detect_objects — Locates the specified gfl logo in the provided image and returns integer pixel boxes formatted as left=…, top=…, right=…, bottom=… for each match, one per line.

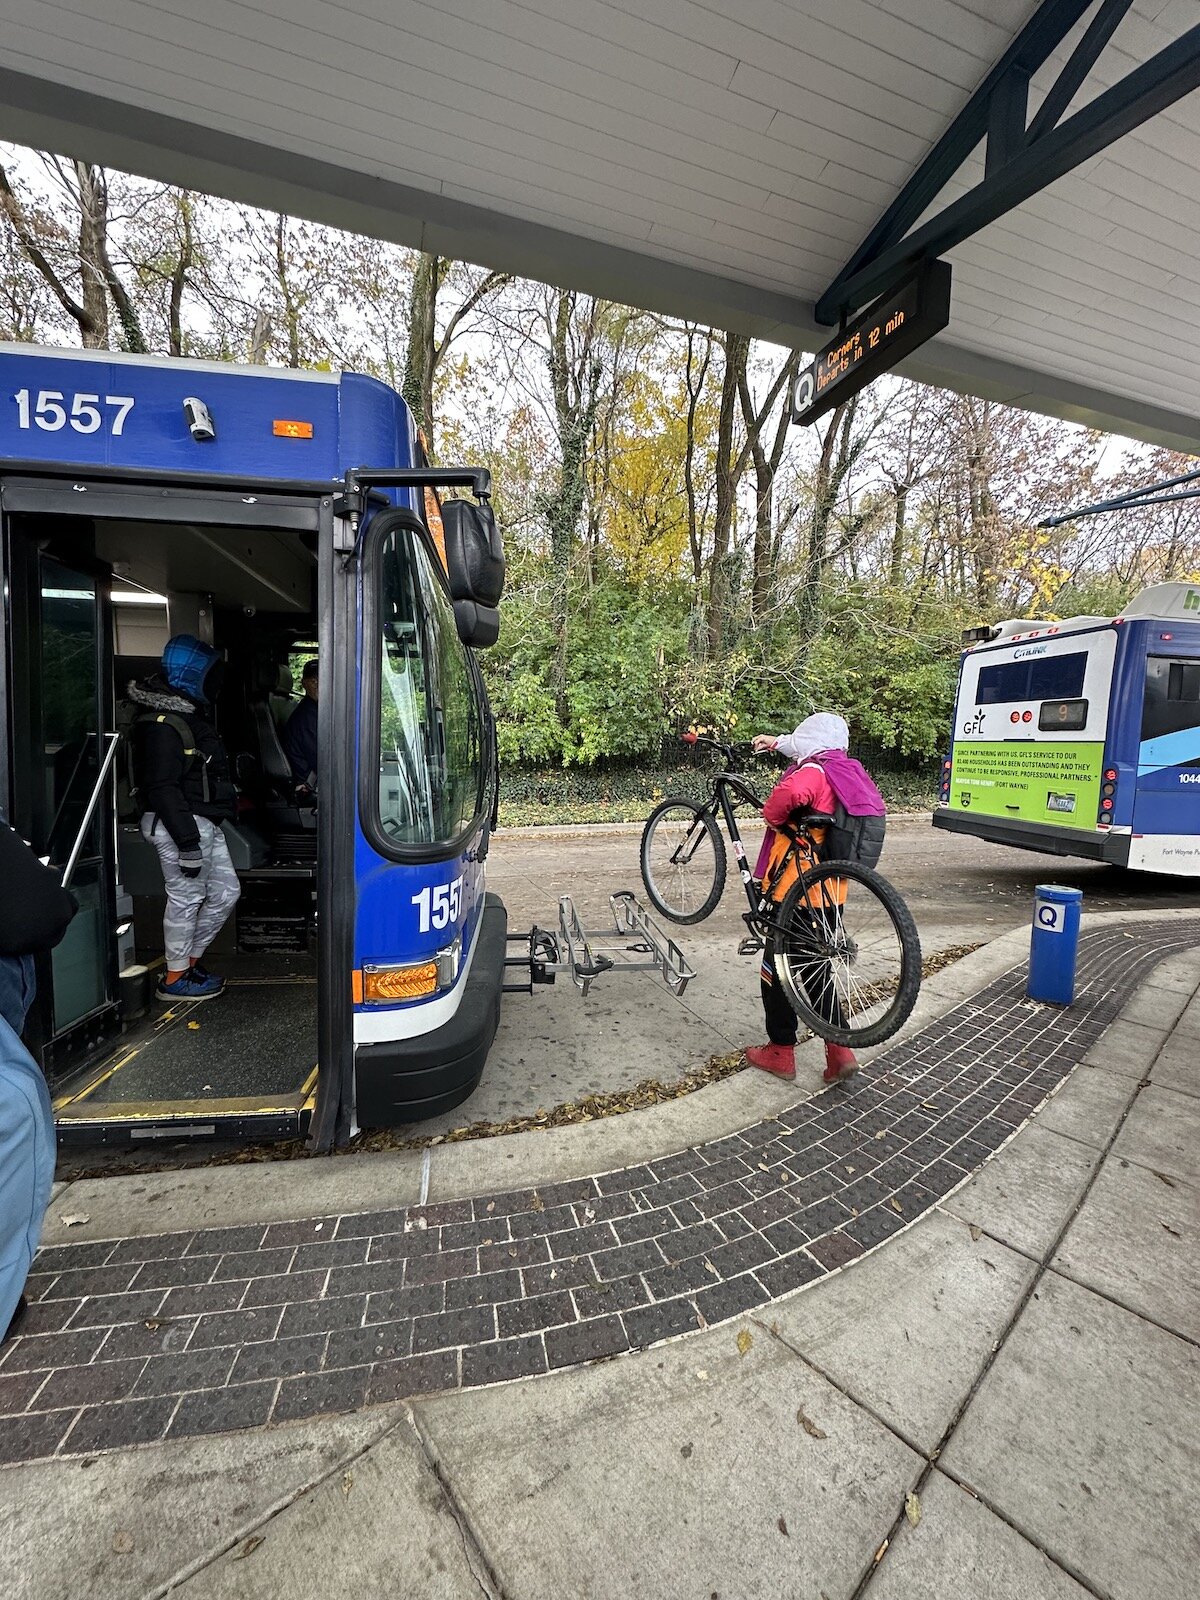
left=961, top=710, right=985, bottom=736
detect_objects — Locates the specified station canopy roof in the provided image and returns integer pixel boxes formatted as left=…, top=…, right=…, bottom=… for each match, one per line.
left=0, top=0, right=1198, bottom=450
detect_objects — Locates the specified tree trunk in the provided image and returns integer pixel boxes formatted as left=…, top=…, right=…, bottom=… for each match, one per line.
left=683, top=326, right=712, bottom=599
left=707, top=331, right=748, bottom=654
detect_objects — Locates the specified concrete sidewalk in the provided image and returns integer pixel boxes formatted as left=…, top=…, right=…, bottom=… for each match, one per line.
left=3, top=916, right=1198, bottom=1599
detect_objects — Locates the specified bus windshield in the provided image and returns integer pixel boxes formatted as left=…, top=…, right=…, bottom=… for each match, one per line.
left=376, top=521, right=482, bottom=846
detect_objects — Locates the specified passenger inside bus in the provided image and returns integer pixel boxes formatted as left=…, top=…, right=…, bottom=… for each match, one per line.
left=282, top=658, right=319, bottom=793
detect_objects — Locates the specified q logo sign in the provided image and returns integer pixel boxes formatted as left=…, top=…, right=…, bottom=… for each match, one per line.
left=1036, top=901, right=1063, bottom=933
left=793, top=368, right=815, bottom=419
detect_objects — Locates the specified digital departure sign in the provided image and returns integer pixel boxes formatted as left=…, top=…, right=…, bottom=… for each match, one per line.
left=792, top=260, right=952, bottom=427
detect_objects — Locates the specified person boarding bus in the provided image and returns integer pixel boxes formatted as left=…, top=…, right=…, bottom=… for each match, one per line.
left=128, top=635, right=240, bottom=1002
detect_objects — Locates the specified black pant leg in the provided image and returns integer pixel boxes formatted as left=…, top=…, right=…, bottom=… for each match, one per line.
left=760, top=940, right=798, bottom=1045
left=784, top=906, right=849, bottom=1032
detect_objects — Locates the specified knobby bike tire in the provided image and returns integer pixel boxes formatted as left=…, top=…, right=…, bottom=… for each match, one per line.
left=639, top=797, right=727, bottom=924
left=773, top=860, right=922, bottom=1048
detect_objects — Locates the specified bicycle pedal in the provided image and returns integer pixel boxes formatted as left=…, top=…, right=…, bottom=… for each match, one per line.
left=737, top=937, right=764, bottom=956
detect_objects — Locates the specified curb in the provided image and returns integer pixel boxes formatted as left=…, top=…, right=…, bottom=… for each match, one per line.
left=42, top=908, right=1174, bottom=1245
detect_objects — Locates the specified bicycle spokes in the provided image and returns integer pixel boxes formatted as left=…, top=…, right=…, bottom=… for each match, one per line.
left=775, top=863, right=921, bottom=1049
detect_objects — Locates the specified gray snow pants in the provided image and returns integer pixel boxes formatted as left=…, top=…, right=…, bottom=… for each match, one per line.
left=141, top=814, right=241, bottom=970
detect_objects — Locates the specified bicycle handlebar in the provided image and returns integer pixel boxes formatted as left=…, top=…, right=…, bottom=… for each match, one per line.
left=680, top=731, right=759, bottom=769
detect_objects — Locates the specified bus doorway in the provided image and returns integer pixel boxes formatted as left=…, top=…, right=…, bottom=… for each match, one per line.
left=1, top=477, right=339, bottom=1144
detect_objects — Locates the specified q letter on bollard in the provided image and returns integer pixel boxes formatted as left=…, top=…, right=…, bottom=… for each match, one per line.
left=1027, top=885, right=1083, bottom=1006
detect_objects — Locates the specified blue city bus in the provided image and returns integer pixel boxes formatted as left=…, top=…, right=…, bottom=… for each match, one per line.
left=933, top=583, right=1200, bottom=875
left=0, top=344, right=508, bottom=1147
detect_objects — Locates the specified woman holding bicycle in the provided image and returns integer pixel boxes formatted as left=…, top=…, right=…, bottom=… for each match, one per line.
left=746, top=713, right=860, bottom=1086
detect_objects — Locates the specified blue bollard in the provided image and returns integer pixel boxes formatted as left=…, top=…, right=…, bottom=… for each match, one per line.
left=1027, top=885, right=1083, bottom=1005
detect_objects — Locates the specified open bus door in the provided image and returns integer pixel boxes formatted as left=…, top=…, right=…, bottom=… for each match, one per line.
left=0, top=472, right=355, bottom=1147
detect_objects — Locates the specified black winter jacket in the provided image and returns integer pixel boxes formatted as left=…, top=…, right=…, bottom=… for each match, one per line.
left=0, top=823, right=78, bottom=955
left=127, top=678, right=237, bottom=852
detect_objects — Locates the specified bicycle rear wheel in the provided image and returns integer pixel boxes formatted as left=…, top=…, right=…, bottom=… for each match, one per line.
left=774, top=861, right=921, bottom=1048
left=640, top=797, right=726, bottom=924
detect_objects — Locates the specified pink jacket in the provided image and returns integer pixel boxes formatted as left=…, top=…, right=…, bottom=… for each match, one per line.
left=754, top=760, right=838, bottom=877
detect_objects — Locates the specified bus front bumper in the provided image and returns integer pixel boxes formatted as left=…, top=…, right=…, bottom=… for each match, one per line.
left=353, top=893, right=508, bottom=1126
left=932, top=809, right=1131, bottom=866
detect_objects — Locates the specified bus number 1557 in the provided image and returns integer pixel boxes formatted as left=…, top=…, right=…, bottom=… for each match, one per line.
left=12, top=389, right=136, bottom=435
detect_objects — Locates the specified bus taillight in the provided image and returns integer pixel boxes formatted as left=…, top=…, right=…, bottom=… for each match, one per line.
left=1099, top=767, right=1118, bottom=826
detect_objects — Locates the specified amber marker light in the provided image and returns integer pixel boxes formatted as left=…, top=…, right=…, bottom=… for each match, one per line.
left=362, top=961, right=439, bottom=1003
left=273, top=419, right=314, bottom=438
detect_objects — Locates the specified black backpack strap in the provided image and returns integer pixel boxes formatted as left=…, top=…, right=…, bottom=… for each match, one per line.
left=131, top=711, right=209, bottom=803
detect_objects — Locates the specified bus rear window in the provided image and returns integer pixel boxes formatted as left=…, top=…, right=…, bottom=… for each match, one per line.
left=977, top=650, right=1087, bottom=705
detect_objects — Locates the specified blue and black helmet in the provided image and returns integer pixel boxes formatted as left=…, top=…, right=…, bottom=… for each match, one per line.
left=161, top=635, right=221, bottom=703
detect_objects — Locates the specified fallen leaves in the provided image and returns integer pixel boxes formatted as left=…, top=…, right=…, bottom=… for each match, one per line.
left=1154, top=1171, right=1176, bottom=1188
left=905, top=1492, right=921, bottom=1527
left=736, top=1329, right=753, bottom=1358
left=777, top=1516, right=789, bottom=1537
left=341, top=1472, right=354, bottom=1498
left=111, top=1530, right=134, bottom=1555
left=969, top=1225, right=982, bottom=1242
left=796, top=1409, right=827, bottom=1440
left=889, top=1198, right=903, bottom=1214
left=232, top=1535, right=264, bottom=1561
left=59, top=1214, right=90, bottom=1227
left=873, top=1538, right=889, bottom=1563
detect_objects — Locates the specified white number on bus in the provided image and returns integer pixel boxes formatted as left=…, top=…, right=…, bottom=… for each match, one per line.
left=411, top=874, right=463, bottom=933
left=13, top=390, right=136, bottom=436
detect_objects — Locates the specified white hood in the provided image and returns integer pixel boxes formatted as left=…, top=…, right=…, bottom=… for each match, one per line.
left=775, top=713, right=849, bottom=763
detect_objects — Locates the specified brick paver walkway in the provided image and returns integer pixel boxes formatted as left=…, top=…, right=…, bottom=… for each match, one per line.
left=2, top=921, right=1194, bottom=1468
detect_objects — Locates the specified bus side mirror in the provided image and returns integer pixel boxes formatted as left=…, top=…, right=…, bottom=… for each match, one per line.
left=443, top=501, right=505, bottom=608
left=442, top=500, right=504, bottom=649
left=453, top=599, right=500, bottom=649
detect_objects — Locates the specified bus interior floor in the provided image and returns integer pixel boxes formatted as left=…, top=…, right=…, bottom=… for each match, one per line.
left=54, top=955, right=317, bottom=1111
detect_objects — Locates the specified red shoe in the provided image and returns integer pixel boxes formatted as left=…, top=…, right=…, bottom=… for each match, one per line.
left=745, top=1043, right=796, bottom=1080
left=822, top=1042, right=858, bottom=1084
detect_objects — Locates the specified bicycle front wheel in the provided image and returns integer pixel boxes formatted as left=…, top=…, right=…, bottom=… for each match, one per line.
left=774, top=861, right=921, bottom=1048
left=640, top=797, right=727, bottom=924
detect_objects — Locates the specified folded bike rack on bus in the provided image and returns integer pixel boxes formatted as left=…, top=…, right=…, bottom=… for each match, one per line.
left=505, top=890, right=696, bottom=999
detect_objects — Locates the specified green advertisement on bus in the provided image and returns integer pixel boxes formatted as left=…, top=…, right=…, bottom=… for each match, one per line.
left=947, top=741, right=1104, bottom=826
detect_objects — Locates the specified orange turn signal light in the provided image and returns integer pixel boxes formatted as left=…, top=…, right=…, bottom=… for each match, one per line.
left=273, top=419, right=314, bottom=438
left=362, top=961, right=438, bottom=1003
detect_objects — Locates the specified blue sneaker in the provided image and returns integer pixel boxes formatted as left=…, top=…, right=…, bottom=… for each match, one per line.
left=188, top=963, right=226, bottom=992
left=156, top=970, right=224, bottom=1002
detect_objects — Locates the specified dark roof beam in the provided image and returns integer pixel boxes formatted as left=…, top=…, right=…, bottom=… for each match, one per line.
left=816, top=18, right=1200, bottom=325
left=815, top=0, right=1094, bottom=325
left=1025, top=0, right=1134, bottom=144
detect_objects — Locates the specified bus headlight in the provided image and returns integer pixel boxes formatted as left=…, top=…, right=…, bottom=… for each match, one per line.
left=361, top=937, right=461, bottom=1004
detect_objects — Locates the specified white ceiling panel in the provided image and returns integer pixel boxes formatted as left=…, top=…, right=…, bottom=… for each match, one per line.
left=0, top=0, right=1197, bottom=449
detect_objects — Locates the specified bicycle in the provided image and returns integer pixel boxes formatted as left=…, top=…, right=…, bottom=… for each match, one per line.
left=639, top=733, right=921, bottom=1048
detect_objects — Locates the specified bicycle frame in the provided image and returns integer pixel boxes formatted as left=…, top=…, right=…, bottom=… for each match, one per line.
left=675, top=740, right=813, bottom=944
